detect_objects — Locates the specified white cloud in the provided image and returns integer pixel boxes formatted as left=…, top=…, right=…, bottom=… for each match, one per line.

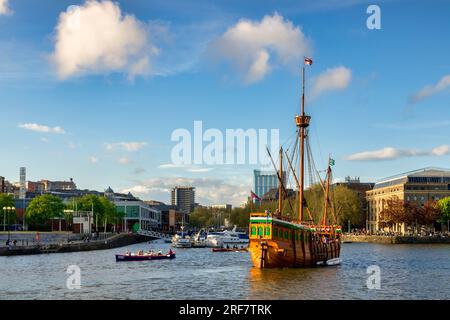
left=105, top=142, right=147, bottom=152
left=431, top=144, right=450, bottom=156
left=158, top=163, right=184, bottom=169
left=121, top=176, right=250, bottom=206
left=0, top=0, right=12, bottom=15
left=19, top=123, right=66, bottom=134
left=410, top=75, right=450, bottom=103
left=187, top=168, right=214, bottom=173
left=311, top=66, right=351, bottom=98
left=89, top=156, right=99, bottom=164
left=122, top=185, right=151, bottom=194
left=158, top=163, right=214, bottom=173
left=51, top=0, right=157, bottom=80
left=207, top=13, right=311, bottom=84
left=345, top=145, right=450, bottom=161
left=118, top=157, right=131, bottom=165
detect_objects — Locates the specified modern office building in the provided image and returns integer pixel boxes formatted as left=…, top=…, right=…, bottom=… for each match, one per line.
left=171, top=186, right=195, bottom=213
left=366, top=167, right=450, bottom=235
left=253, top=170, right=286, bottom=200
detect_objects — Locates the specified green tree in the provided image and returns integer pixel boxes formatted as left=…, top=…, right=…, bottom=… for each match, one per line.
left=230, top=206, right=250, bottom=228
left=437, top=197, right=450, bottom=228
left=0, top=194, right=16, bottom=227
left=332, top=185, right=361, bottom=226
left=26, top=194, right=64, bottom=227
left=76, top=194, right=105, bottom=230
left=99, top=197, right=116, bottom=233
left=190, top=207, right=215, bottom=228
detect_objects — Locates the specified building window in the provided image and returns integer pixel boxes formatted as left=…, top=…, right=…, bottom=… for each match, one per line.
left=265, top=227, right=271, bottom=236
left=251, top=226, right=256, bottom=235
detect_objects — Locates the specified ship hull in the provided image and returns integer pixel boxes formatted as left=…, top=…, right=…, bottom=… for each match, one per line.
left=249, top=232, right=341, bottom=268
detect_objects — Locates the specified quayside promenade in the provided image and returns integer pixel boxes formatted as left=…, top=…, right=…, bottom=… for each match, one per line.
left=0, top=232, right=149, bottom=256
left=343, top=233, right=450, bottom=244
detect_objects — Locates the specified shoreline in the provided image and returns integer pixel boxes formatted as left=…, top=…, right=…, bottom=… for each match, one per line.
left=0, top=233, right=151, bottom=256
left=342, top=234, right=450, bottom=244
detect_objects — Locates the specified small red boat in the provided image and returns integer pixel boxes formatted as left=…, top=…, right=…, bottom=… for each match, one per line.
left=116, top=251, right=176, bottom=262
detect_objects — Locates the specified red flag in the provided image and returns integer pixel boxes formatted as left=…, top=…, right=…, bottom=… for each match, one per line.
left=304, top=57, right=313, bottom=65
left=250, top=191, right=261, bottom=201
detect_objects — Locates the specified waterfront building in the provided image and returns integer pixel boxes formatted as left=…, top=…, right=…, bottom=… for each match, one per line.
left=366, top=167, right=450, bottom=235
left=333, top=177, right=374, bottom=227
left=253, top=170, right=285, bottom=200
left=261, top=188, right=295, bottom=202
left=171, top=186, right=195, bottom=213
left=27, top=178, right=76, bottom=192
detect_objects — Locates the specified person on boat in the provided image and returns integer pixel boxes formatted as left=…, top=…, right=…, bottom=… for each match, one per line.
left=158, top=250, right=162, bottom=255
left=168, top=249, right=174, bottom=255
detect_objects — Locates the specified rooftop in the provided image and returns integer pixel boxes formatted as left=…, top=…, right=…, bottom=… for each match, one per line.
left=373, top=167, right=450, bottom=189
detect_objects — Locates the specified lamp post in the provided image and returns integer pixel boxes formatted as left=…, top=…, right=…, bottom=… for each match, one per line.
left=3, top=206, right=15, bottom=242
left=63, top=209, right=73, bottom=243
left=2, top=207, right=5, bottom=232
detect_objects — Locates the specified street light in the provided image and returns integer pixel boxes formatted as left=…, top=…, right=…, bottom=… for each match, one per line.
left=64, top=209, right=73, bottom=242
left=2, top=207, right=6, bottom=232
left=3, top=206, right=15, bottom=242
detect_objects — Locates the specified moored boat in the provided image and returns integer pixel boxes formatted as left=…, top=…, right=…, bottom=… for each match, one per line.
left=115, top=250, right=176, bottom=262
left=249, top=57, right=342, bottom=268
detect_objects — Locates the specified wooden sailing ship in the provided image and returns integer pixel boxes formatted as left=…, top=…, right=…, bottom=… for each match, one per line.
left=249, top=58, right=342, bottom=268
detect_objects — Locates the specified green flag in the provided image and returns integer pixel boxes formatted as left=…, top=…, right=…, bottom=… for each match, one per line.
left=329, top=158, right=335, bottom=166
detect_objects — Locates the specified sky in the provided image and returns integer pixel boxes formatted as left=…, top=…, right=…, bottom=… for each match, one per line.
left=1, top=0, right=450, bottom=206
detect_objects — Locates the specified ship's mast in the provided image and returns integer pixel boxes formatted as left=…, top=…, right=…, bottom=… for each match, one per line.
left=278, top=147, right=283, bottom=213
left=296, top=65, right=311, bottom=223
left=323, top=157, right=332, bottom=226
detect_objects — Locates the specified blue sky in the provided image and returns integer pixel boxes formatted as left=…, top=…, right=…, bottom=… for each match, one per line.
left=1, top=0, right=450, bottom=206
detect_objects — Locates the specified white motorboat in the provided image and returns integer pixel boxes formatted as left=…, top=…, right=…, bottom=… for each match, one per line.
left=205, top=226, right=249, bottom=248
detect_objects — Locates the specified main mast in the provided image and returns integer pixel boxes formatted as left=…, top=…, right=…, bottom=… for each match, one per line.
left=296, top=59, right=312, bottom=222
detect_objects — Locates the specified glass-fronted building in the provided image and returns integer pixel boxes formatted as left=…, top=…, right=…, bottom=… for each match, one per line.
left=253, top=170, right=285, bottom=200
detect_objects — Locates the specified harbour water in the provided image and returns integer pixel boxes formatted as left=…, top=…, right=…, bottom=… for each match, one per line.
left=1, top=243, right=450, bottom=300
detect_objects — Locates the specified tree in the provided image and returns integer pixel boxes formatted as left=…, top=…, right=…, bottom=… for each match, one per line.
left=190, top=207, right=216, bottom=228
left=26, top=194, right=64, bottom=227
left=0, top=194, right=16, bottom=226
left=99, top=197, right=116, bottom=233
left=76, top=194, right=105, bottom=231
left=230, top=206, right=250, bottom=228
left=437, top=197, right=450, bottom=229
left=332, top=185, right=361, bottom=226
left=421, top=200, right=440, bottom=227
left=379, top=197, right=405, bottom=230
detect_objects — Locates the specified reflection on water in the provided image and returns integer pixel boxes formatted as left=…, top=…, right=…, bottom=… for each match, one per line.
left=1, top=243, right=450, bottom=299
